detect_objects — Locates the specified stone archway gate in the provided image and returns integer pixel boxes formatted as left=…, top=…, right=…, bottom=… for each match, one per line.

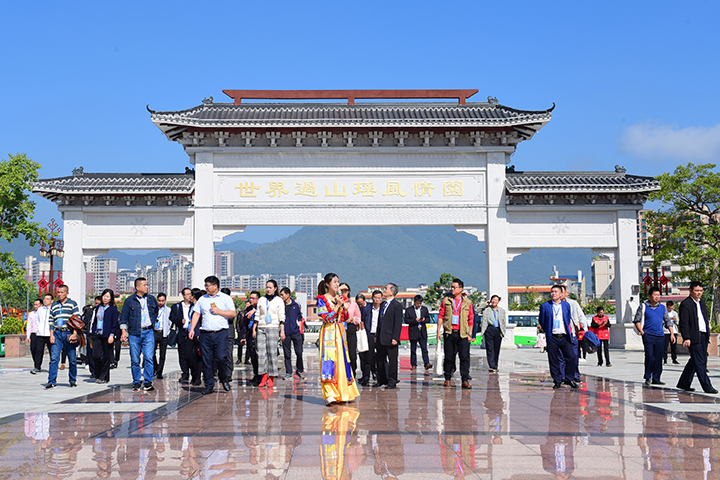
left=32, top=89, right=659, bottom=343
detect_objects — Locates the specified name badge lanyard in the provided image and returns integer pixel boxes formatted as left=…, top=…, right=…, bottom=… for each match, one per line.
left=155, top=309, right=163, bottom=331
left=264, top=297, right=273, bottom=324
left=452, top=298, right=462, bottom=326
left=553, top=304, right=562, bottom=331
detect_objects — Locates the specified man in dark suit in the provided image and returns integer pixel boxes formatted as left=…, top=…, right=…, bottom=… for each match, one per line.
left=539, top=284, right=578, bottom=389
left=169, top=287, right=200, bottom=385
left=359, top=290, right=381, bottom=386
left=375, top=283, right=403, bottom=389
left=405, top=294, right=432, bottom=371
left=677, top=281, right=717, bottom=394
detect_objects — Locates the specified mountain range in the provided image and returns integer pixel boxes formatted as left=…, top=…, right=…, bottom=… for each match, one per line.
left=2, top=227, right=593, bottom=290
left=227, top=226, right=592, bottom=291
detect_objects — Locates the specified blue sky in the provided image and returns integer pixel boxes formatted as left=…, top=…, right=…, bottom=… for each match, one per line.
left=3, top=0, right=719, bottom=244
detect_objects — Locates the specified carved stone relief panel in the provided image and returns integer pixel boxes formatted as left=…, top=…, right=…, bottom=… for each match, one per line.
left=506, top=212, right=617, bottom=249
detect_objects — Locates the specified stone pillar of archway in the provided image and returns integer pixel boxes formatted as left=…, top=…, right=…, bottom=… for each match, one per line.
left=616, top=209, right=640, bottom=325
left=193, top=152, right=215, bottom=287
left=485, top=152, right=509, bottom=307
left=62, top=209, right=86, bottom=300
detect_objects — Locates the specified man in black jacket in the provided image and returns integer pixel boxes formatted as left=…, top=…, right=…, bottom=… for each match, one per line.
left=169, top=288, right=199, bottom=385
left=677, top=281, right=718, bottom=394
left=375, top=283, right=403, bottom=389
left=405, top=295, right=432, bottom=371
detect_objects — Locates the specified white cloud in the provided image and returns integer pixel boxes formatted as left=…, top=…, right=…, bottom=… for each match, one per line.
left=620, top=121, right=720, bottom=162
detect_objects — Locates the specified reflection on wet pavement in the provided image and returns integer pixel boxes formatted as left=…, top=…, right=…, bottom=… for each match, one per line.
left=2, top=353, right=720, bottom=479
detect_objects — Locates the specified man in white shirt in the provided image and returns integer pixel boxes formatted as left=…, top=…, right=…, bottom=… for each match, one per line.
left=664, top=300, right=680, bottom=365
left=153, top=293, right=172, bottom=380
left=32, top=294, right=54, bottom=373
left=189, top=275, right=237, bottom=395
left=26, top=298, right=44, bottom=374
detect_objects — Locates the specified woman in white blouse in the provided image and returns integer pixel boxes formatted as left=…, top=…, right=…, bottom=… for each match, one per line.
left=254, top=279, right=286, bottom=388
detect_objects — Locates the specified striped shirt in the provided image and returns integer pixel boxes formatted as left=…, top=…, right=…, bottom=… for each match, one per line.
left=49, top=298, right=80, bottom=331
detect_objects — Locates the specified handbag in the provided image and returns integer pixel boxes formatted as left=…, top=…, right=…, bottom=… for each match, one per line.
left=356, top=322, right=369, bottom=353
left=67, top=314, right=87, bottom=347
left=168, top=327, right=177, bottom=347
left=434, top=338, right=444, bottom=376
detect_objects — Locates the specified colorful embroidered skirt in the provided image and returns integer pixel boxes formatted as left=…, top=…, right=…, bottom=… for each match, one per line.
left=320, top=322, right=359, bottom=402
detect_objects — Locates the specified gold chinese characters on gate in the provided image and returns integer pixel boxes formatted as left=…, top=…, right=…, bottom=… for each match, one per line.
left=234, top=180, right=463, bottom=199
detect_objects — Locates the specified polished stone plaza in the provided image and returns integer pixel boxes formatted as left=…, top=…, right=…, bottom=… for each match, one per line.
left=1, top=346, right=720, bottom=479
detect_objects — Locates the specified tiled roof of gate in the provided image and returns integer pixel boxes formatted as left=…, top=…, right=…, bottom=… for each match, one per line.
left=32, top=173, right=195, bottom=201
left=505, top=171, right=660, bottom=194
left=148, top=101, right=554, bottom=133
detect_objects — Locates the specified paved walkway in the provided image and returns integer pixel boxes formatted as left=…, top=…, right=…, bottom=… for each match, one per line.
left=1, top=344, right=720, bottom=478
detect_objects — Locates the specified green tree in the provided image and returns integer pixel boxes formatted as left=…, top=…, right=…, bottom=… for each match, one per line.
left=232, top=296, right=246, bottom=311
left=0, top=276, right=34, bottom=310
left=583, top=297, right=616, bottom=315
left=508, top=287, right=547, bottom=311
left=0, top=154, right=47, bottom=283
left=422, top=273, right=456, bottom=310
left=647, top=163, right=720, bottom=324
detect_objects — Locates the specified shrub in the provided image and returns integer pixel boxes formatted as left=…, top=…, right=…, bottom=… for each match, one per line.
left=0, top=317, right=23, bottom=335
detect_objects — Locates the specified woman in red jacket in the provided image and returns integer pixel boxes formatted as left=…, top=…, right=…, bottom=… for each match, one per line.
left=590, top=307, right=611, bottom=367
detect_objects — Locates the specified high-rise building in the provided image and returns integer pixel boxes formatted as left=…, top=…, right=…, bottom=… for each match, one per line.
left=215, top=251, right=234, bottom=278
left=86, top=257, right=118, bottom=295
left=591, top=254, right=615, bottom=300
left=271, top=273, right=296, bottom=291
left=24, top=255, right=51, bottom=286
left=296, top=273, right=322, bottom=296
left=146, top=254, right=194, bottom=295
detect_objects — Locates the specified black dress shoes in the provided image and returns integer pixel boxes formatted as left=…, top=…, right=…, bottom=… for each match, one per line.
left=651, top=380, right=666, bottom=385
left=222, top=382, right=231, bottom=391
left=201, top=387, right=215, bottom=395
left=553, top=382, right=562, bottom=389
left=386, top=382, right=397, bottom=389
left=679, top=386, right=695, bottom=392
left=564, top=380, right=579, bottom=389
left=644, top=379, right=651, bottom=386
left=372, top=382, right=385, bottom=388
left=705, top=388, right=719, bottom=394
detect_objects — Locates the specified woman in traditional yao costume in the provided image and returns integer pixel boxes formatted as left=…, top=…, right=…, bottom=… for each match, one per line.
left=317, top=273, right=359, bottom=406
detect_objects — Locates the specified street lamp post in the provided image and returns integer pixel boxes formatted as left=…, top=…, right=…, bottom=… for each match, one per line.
left=38, top=218, right=65, bottom=296
left=642, top=243, right=669, bottom=295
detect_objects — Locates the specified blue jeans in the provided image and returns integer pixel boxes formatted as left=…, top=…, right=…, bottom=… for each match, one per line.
left=47, top=331, right=77, bottom=385
left=128, top=329, right=155, bottom=385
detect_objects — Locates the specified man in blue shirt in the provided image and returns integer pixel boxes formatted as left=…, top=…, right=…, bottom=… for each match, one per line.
left=279, top=287, right=305, bottom=380
left=634, top=287, right=675, bottom=386
left=189, top=275, right=237, bottom=395
left=120, top=277, right=159, bottom=392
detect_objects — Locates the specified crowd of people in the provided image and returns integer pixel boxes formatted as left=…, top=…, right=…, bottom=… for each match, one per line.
left=23, top=274, right=716, bottom=399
